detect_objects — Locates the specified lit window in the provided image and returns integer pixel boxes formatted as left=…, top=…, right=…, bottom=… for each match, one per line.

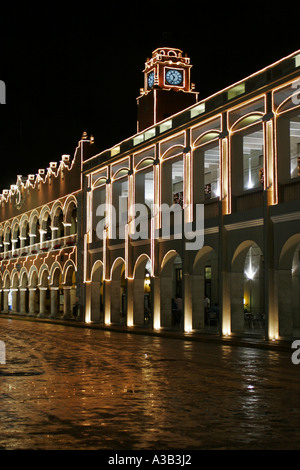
left=204, top=143, right=220, bottom=198
left=190, top=102, right=205, bottom=118
left=111, top=146, right=120, bottom=157
left=144, top=171, right=154, bottom=209
left=243, top=130, right=264, bottom=190
left=159, top=120, right=172, bottom=133
left=289, top=117, right=300, bottom=178
left=172, top=160, right=183, bottom=206
left=227, top=83, right=245, bottom=100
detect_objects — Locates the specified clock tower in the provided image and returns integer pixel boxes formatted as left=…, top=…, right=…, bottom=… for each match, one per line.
left=137, top=47, right=198, bottom=132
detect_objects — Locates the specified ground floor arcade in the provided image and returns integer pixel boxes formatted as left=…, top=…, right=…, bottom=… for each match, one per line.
left=0, top=260, right=77, bottom=320
left=84, top=218, right=300, bottom=341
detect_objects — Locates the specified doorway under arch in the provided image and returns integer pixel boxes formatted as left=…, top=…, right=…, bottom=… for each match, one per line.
left=110, top=258, right=126, bottom=325
left=278, top=234, right=300, bottom=338
left=133, top=255, right=151, bottom=327
left=160, top=251, right=182, bottom=329
left=231, top=240, right=264, bottom=336
left=192, top=245, right=219, bottom=331
left=90, top=260, right=104, bottom=323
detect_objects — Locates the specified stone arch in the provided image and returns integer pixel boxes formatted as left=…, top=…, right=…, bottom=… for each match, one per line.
left=61, top=260, right=77, bottom=320
left=276, top=93, right=300, bottom=115
left=10, top=270, right=19, bottom=313
left=19, top=214, right=30, bottom=248
left=3, top=222, right=12, bottom=252
left=3, top=270, right=10, bottom=289
left=51, top=201, right=64, bottom=239
left=278, top=234, right=300, bottom=338
left=63, top=195, right=78, bottom=235
left=27, top=265, right=39, bottom=316
left=62, top=259, right=76, bottom=285
left=49, top=261, right=63, bottom=287
left=38, top=264, right=50, bottom=317
left=19, top=268, right=29, bottom=287
left=2, top=270, right=10, bottom=313
left=279, top=234, right=300, bottom=270
left=38, top=264, right=50, bottom=287
left=49, top=262, right=63, bottom=318
left=11, top=218, right=20, bottom=250
left=10, top=269, right=19, bottom=288
left=230, top=112, right=264, bottom=133
left=132, top=254, right=151, bottom=326
left=19, top=268, right=29, bottom=314
left=29, top=211, right=41, bottom=244
left=40, top=206, right=52, bottom=241
left=28, top=265, right=39, bottom=287
left=231, top=240, right=264, bottom=335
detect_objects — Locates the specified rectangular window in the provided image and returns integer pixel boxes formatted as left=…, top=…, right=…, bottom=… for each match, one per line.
left=144, top=171, right=154, bottom=209
left=172, top=160, right=184, bottom=206
left=289, top=117, right=300, bottom=178
left=190, top=102, right=205, bottom=118
left=243, top=130, right=264, bottom=190
left=227, top=83, right=245, bottom=100
left=204, top=143, right=220, bottom=198
left=119, top=180, right=128, bottom=223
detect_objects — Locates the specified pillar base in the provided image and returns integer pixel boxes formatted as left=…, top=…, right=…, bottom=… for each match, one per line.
left=38, top=312, right=49, bottom=318
left=49, top=313, right=61, bottom=319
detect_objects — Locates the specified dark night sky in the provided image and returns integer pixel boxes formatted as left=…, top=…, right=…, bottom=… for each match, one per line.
left=0, top=4, right=298, bottom=190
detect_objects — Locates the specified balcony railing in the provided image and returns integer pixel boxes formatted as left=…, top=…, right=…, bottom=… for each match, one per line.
left=0, top=234, right=77, bottom=261
left=279, top=179, right=300, bottom=203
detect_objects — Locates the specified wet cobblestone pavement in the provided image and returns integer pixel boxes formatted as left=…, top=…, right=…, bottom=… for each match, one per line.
left=0, top=318, right=300, bottom=450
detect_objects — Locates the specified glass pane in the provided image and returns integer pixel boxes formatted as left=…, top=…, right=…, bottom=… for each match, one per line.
left=120, top=180, right=128, bottom=223
left=243, top=130, right=264, bottom=190
left=144, top=171, right=154, bottom=209
left=204, top=143, right=220, bottom=198
left=172, top=160, right=183, bottom=206
left=290, top=117, right=300, bottom=178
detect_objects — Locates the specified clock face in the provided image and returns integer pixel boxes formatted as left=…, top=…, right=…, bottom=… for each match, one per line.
left=165, top=69, right=183, bottom=86
left=148, top=71, right=154, bottom=88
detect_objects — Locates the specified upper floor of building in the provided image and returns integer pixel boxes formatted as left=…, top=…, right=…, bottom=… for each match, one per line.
left=82, top=49, right=300, bottom=248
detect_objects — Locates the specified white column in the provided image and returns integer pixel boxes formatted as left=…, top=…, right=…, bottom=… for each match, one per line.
left=28, top=288, right=37, bottom=316
left=152, top=276, right=160, bottom=330
left=2, top=289, right=9, bottom=313
left=50, top=287, right=59, bottom=318
left=38, top=287, right=47, bottom=317
left=11, top=288, right=18, bottom=313
left=183, top=273, right=193, bottom=332
left=19, top=288, right=27, bottom=315
left=104, top=280, right=111, bottom=325
left=62, top=286, right=71, bottom=319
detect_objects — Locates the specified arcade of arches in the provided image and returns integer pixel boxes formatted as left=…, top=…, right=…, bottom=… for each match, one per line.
left=0, top=262, right=77, bottom=319
left=0, top=196, right=78, bottom=320
left=84, top=233, right=300, bottom=340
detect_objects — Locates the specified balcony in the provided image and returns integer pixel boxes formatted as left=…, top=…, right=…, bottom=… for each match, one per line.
left=233, top=189, right=264, bottom=212
left=0, top=234, right=77, bottom=261
left=279, top=178, right=300, bottom=203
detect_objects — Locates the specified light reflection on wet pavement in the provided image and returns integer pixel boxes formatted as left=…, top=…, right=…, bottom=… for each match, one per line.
left=0, top=318, right=300, bottom=450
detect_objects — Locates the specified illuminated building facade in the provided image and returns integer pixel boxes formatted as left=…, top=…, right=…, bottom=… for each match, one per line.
left=1, top=47, right=300, bottom=342
left=0, top=140, right=90, bottom=319
left=82, top=47, right=300, bottom=341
